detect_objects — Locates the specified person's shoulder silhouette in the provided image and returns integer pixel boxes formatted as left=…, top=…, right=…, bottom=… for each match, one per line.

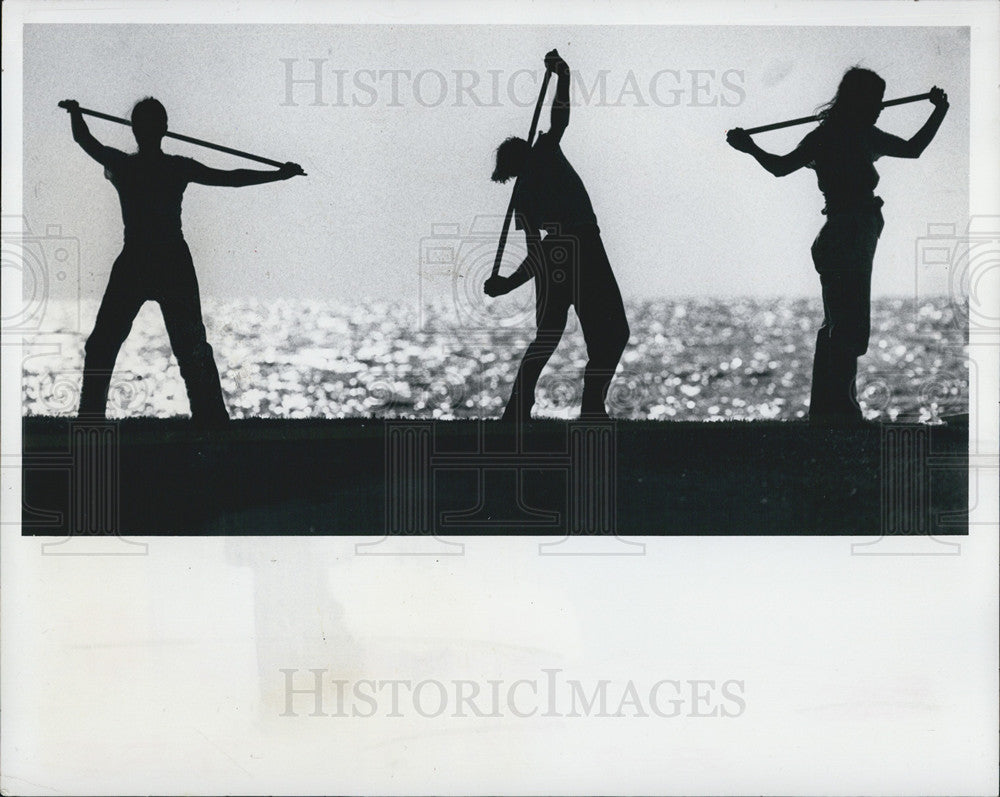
left=104, top=149, right=199, bottom=183
left=104, top=150, right=203, bottom=243
left=99, top=146, right=129, bottom=177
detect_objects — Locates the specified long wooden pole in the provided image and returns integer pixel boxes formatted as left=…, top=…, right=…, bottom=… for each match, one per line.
left=742, top=92, right=932, bottom=135
left=62, top=104, right=289, bottom=168
left=489, top=68, right=554, bottom=279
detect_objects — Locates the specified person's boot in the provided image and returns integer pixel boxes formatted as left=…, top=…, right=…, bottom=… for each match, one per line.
left=499, top=397, right=533, bottom=424
left=580, top=374, right=612, bottom=421
left=191, top=410, right=230, bottom=429
left=77, top=374, right=111, bottom=420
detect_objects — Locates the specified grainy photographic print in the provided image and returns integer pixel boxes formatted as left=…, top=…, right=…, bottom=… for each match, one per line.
left=2, top=1, right=997, bottom=796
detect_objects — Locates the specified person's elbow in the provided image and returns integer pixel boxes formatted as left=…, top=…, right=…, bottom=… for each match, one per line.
left=770, top=157, right=807, bottom=177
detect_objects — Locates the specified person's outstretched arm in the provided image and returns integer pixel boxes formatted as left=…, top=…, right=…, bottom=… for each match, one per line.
left=187, top=160, right=305, bottom=187
left=726, top=127, right=816, bottom=177
left=484, top=215, right=542, bottom=297
left=872, top=86, right=949, bottom=159
left=59, top=100, right=116, bottom=166
left=546, top=49, right=570, bottom=144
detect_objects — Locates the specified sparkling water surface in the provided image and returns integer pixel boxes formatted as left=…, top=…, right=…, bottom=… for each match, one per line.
left=22, top=297, right=968, bottom=422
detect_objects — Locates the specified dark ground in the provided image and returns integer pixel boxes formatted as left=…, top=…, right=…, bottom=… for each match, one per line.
left=21, top=416, right=968, bottom=536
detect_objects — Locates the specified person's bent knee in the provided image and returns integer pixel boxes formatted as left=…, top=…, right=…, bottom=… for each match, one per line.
left=528, top=333, right=561, bottom=352
left=828, top=327, right=868, bottom=356
left=612, top=321, right=630, bottom=357
left=176, top=339, right=215, bottom=369
left=193, top=339, right=214, bottom=358
left=84, top=330, right=119, bottom=357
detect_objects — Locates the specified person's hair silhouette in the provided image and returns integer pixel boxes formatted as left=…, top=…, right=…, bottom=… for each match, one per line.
left=726, top=69, right=949, bottom=426
left=491, top=137, right=532, bottom=184
left=816, top=67, right=886, bottom=127
left=60, top=97, right=304, bottom=425
left=484, top=50, right=630, bottom=422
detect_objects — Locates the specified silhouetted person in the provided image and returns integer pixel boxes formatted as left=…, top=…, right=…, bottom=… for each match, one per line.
left=60, top=98, right=304, bottom=425
left=727, top=70, right=948, bottom=426
left=485, top=50, right=629, bottom=422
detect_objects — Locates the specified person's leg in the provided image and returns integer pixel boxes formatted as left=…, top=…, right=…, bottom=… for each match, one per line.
left=158, top=244, right=228, bottom=425
left=78, top=254, right=145, bottom=418
left=809, top=211, right=880, bottom=424
left=810, top=272, right=858, bottom=420
left=575, top=232, right=629, bottom=418
left=809, top=325, right=835, bottom=418
left=827, top=266, right=872, bottom=417
left=826, top=282, right=864, bottom=418
left=850, top=265, right=874, bottom=413
left=500, top=282, right=569, bottom=423
left=809, top=219, right=839, bottom=421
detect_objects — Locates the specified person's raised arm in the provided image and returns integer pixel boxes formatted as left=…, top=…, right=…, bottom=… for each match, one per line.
left=484, top=214, right=542, bottom=297
left=187, top=160, right=305, bottom=187
left=726, top=127, right=816, bottom=177
left=59, top=100, right=114, bottom=166
left=872, top=86, right=949, bottom=159
left=545, top=49, right=570, bottom=144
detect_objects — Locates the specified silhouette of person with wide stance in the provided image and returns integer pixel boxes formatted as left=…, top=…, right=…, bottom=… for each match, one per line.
left=60, top=98, right=304, bottom=425
left=727, top=70, right=948, bottom=426
left=485, top=50, right=629, bottom=422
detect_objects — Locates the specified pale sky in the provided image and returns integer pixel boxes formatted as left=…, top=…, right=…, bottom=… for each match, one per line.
left=24, top=24, right=969, bottom=302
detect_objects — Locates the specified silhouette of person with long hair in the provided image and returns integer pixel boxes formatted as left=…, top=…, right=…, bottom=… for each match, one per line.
left=484, top=50, right=629, bottom=422
left=60, top=98, right=304, bottom=425
left=727, top=70, right=949, bottom=425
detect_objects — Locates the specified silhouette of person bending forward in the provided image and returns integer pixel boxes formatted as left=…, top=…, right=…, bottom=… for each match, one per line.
left=485, top=50, right=629, bottom=422
left=61, top=98, right=304, bottom=425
